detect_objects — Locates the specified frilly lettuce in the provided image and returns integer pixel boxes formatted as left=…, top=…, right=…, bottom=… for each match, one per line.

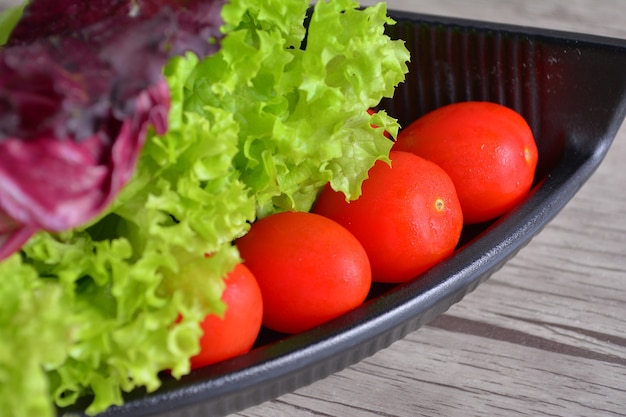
left=194, top=0, right=408, bottom=215
left=0, top=1, right=409, bottom=416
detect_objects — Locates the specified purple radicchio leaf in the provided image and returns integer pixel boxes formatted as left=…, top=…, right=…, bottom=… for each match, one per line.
left=0, top=0, right=226, bottom=260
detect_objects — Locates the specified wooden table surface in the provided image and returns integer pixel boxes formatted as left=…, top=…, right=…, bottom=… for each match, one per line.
left=230, top=1, right=626, bottom=416
left=2, top=1, right=623, bottom=417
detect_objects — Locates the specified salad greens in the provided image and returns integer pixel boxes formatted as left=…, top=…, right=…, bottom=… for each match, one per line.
left=0, top=1, right=410, bottom=416
left=0, top=2, right=24, bottom=44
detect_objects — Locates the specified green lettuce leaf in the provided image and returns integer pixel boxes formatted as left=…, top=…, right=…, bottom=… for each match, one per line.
left=0, top=2, right=27, bottom=46
left=186, top=0, right=409, bottom=215
left=0, top=255, right=70, bottom=417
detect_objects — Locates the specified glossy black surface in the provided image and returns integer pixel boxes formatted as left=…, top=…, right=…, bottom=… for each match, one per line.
left=59, top=10, right=626, bottom=417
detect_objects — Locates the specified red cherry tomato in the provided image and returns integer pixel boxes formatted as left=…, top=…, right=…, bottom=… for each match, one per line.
left=236, top=211, right=371, bottom=334
left=190, top=263, right=263, bottom=369
left=393, top=101, right=538, bottom=224
left=314, top=150, right=463, bottom=283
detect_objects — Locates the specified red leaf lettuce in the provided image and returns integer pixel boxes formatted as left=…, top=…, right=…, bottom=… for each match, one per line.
left=0, top=0, right=226, bottom=259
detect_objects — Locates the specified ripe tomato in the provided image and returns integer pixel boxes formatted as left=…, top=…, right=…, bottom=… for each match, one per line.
left=314, top=150, right=463, bottom=283
left=190, top=263, right=263, bottom=369
left=236, top=211, right=371, bottom=334
left=393, top=101, right=538, bottom=224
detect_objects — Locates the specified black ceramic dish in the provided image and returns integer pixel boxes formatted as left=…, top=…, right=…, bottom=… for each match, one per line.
left=60, top=9, right=626, bottom=417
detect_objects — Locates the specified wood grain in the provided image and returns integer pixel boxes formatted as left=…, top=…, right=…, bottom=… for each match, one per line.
left=232, top=1, right=626, bottom=416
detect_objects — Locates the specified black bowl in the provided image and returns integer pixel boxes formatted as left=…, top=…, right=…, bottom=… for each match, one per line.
left=59, top=9, right=626, bottom=417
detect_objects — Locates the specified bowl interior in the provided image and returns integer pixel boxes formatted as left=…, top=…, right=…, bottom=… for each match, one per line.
left=381, top=12, right=626, bottom=181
